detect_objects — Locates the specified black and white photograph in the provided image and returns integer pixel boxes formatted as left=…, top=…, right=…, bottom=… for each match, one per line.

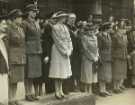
left=0, top=0, right=134, bottom=105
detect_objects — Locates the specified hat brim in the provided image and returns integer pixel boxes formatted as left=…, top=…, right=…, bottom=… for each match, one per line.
left=52, top=14, right=68, bottom=19
left=16, top=14, right=24, bottom=17
left=25, top=9, right=39, bottom=13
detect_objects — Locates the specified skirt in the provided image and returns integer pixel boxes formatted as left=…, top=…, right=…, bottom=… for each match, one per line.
left=98, top=62, right=112, bottom=83
left=25, top=54, right=42, bottom=79
left=112, top=59, right=127, bottom=81
left=81, top=56, right=97, bottom=84
left=132, top=55, right=135, bottom=75
left=49, top=45, right=72, bottom=79
left=0, top=74, right=8, bottom=103
left=131, top=55, right=135, bottom=85
left=9, top=64, right=24, bottom=83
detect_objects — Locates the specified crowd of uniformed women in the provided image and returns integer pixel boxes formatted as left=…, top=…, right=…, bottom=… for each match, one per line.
left=0, top=3, right=135, bottom=105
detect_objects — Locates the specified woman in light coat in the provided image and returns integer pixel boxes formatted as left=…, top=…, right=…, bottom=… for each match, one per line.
left=79, top=21, right=99, bottom=94
left=49, top=11, right=73, bottom=99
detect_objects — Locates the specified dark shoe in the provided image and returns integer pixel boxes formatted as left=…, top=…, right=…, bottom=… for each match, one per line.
left=55, top=94, right=63, bottom=100
left=31, top=95, right=39, bottom=100
left=113, top=89, right=122, bottom=94
left=120, top=86, right=126, bottom=90
left=132, top=85, right=135, bottom=88
left=104, top=91, right=112, bottom=96
left=14, top=101, right=22, bottom=105
left=8, top=102, right=16, bottom=105
left=99, top=92, right=107, bottom=97
left=25, top=95, right=35, bottom=101
left=61, top=93, right=66, bottom=98
left=64, top=90, right=70, bottom=95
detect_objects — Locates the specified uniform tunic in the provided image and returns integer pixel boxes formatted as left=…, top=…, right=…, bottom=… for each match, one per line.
left=23, top=19, right=42, bottom=79
left=7, top=22, right=26, bottom=83
left=112, top=28, right=128, bottom=81
left=49, top=23, right=73, bottom=79
left=80, top=30, right=99, bottom=84
left=98, top=32, right=112, bottom=83
left=127, top=29, right=135, bottom=85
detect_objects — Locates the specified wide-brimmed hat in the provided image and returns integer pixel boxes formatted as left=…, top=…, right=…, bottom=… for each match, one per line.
left=25, top=4, right=39, bottom=13
left=9, top=9, right=23, bottom=19
left=51, top=11, right=68, bottom=19
left=68, top=13, right=76, bottom=18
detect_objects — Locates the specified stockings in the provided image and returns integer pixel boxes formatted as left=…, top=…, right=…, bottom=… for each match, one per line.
left=9, top=83, right=17, bottom=102
left=84, top=84, right=92, bottom=94
left=55, top=79, right=64, bottom=96
left=99, top=82, right=106, bottom=93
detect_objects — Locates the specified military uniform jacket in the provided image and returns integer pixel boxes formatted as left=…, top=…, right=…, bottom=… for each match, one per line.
left=127, top=29, right=135, bottom=53
left=23, top=18, right=42, bottom=54
left=7, top=22, right=26, bottom=65
left=81, top=30, right=99, bottom=61
left=98, top=32, right=112, bottom=62
left=112, top=29, right=128, bottom=60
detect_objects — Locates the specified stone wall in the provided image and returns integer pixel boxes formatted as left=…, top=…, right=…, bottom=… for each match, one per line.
left=102, top=0, right=134, bottom=21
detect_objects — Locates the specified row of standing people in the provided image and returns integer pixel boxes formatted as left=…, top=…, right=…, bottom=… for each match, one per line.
left=0, top=3, right=135, bottom=105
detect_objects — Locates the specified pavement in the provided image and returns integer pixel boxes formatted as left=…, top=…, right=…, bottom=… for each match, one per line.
left=19, top=88, right=135, bottom=105
left=96, top=88, right=135, bottom=105
left=20, top=92, right=95, bottom=105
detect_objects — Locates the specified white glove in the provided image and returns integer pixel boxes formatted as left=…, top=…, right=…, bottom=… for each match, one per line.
left=67, top=50, right=72, bottom=56
left=44, top=56, right=49, bottom=64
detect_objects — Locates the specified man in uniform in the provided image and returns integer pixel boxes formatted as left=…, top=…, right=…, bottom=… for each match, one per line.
left=23, top=4, right=42, bottom=101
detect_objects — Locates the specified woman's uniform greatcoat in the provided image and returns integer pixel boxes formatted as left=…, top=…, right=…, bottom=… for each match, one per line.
left=112, top=28, right=128, bottom=81
left=49, top=23, right=73, bottom=79
left=23, top=19, right=42, bottom=79
left=80, top=29, right=99, bottom=84
left=127, top=29, right=135, bottom=85
left=98, top=32, right=112, bottom=83
left=7, top=22, right=26, bottom=83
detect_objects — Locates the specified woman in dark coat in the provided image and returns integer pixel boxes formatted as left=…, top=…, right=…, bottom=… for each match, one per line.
left=42, top=18, right=54, bottom=94
left=65, top=13, right=82, bottom=92
left=23, top=4, right=42, bottom=101
left=98, top=23, right=112, bottom=97
left=7, top=9, right=26, bottom=105
left=112, top=19, right=128, bottom=93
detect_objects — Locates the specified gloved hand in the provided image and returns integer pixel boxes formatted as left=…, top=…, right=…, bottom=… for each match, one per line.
left=44, top=56, right=49, bottom=64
